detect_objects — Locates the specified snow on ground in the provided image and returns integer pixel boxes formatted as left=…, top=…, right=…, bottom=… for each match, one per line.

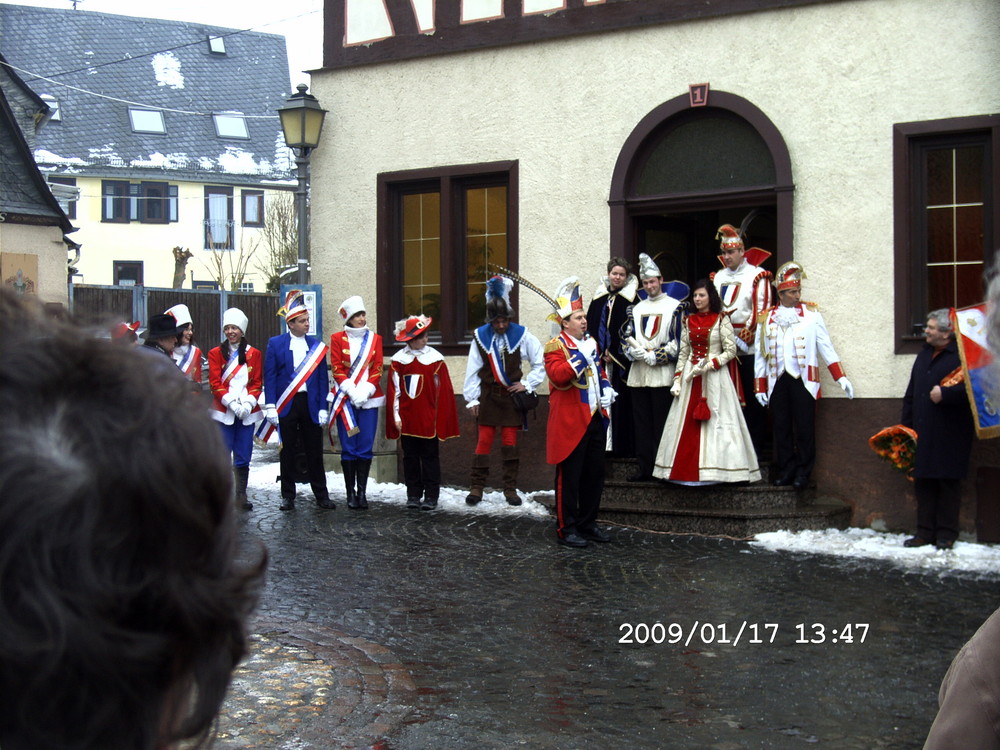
left=248, top=447, right=1000, bottom=577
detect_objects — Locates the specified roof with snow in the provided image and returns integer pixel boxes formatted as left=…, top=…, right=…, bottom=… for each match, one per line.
left=0, top=3, right=294, bottom=186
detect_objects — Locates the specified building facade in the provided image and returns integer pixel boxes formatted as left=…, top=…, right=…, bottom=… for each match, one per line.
left=307, top=0, right=1000, bottom=534
left=0, top=4, right=298, bottom=292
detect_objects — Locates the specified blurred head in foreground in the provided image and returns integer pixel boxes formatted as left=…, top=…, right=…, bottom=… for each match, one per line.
left=0, top=289, right=266, bottom=750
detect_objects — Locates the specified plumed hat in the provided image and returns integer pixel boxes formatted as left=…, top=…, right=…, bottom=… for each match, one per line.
left=278, top=289, right=309, bottom=321
left=549, top=277, right=584, bottom=323
left=485, top=275, right=514, bottom=321
left=637, top=253, right=661, bottom=280
left=715, top=224, right=744, bottom=250
left=339, top=295, right=365, bottom=322
left=776, top=261, right=806, bottom=292
left=394, top=314, right=432, bottom=342
left=222, top=307, right=248, bottom=335
left=164, top=303, right=192, bottom=328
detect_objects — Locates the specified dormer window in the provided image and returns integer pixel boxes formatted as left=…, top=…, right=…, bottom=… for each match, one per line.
left=129, top=108, right=165, bottom=133
left=40, top=94, right=61, bottom=121
left=213, top=113, right=249, bottom=139
left=208, top=35, right=226, bottom=54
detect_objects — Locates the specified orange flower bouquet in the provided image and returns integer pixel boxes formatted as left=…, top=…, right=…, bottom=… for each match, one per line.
left=868, top=425, right=918, bottom=479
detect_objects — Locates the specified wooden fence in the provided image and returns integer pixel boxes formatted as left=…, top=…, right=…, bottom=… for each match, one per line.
left=69, top=284, right=283, bottom=350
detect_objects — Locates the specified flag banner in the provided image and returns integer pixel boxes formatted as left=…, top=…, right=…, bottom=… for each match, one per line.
left=951, top=304, right=999, bottom=440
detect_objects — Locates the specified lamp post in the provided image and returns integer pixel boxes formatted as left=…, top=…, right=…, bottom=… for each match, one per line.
left=277, top=84, right=327, bottom=285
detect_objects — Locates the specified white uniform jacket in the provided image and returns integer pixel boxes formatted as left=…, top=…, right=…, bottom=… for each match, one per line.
left=712, top=260, right=772, bottom=354
left=622, top=293, right=683, bottom=388
left=753, top=302, right=846, bottom=401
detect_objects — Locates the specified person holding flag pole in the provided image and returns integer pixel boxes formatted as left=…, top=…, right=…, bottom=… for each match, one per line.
left=328, top=296, right=385, bottom=510
left=262, top=290, right=335, bottom=511
left=208, top=307, right=263, bottom=510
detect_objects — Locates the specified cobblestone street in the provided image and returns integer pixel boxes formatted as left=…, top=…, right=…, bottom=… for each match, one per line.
left=216, top=466, right=1000, bottom=749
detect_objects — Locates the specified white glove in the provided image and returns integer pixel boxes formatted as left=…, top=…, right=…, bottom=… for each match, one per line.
left=350, top=391, right=366, bottom=408
left=628, top=346, right=646, bottom=361
left=755, top=392, right=769, bottom=408
left=239, top=396, right=257, bottom=414
left=665, top=340, right=678, bottom=358
left=264, top=406, right=279, bottom=426
left=232, top=402, right=250, bottom=421
left=318, top=409, right=330, bottom=426
left=670, top=380, right=681, bottom=397
left=221, top=392, right=237, bottom=409
left=838, top=377, right=855, bottom=399
left=642, top=350, right=657, bottom=366
left=599, top=389, right=615, bottom=410
left=357, top=381, right=376, bottom=401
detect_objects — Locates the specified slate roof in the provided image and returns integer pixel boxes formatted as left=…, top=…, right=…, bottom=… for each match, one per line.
left=0, top=4, right=294, bottom=186
left=0, top=51, right=72, bottom=230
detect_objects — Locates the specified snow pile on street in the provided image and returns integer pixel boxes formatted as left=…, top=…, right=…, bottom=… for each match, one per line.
left=752, top=527, right=1000, bottom=577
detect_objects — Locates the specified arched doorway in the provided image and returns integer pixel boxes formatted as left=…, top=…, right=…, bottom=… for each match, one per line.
left=609, top=91, right=793, bottom=285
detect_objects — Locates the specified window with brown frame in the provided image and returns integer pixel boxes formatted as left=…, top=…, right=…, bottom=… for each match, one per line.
left=377, top=162, right=518, bottom=351
left=242, top=190, right=264, bottom=227
left=893, top=116, right=999, bottom=351
left=204, top=186, right=234, bottom=250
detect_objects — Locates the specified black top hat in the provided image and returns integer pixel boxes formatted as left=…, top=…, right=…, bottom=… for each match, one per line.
left=145, top=313, right=181, bottom=339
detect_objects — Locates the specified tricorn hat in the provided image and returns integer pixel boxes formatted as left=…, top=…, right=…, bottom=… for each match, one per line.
left=394, top=314, right=432, bottom=342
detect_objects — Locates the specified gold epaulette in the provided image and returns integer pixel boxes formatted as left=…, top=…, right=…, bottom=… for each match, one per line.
left=544, top=338, right=563, bottom=354
left=756, top=310, right=769, bottom=324
left=805, top=301, right=819, bottom=311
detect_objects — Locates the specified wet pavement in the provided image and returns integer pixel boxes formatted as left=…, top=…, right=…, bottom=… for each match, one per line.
left=219, top=467, right=1000, bottom=749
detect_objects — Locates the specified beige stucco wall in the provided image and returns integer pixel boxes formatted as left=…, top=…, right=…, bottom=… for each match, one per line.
left=0, top=222, right=68, bottom=304
left=69, top=177, right=292, bottom=291
left=309, top=0, right=1000, bottom=395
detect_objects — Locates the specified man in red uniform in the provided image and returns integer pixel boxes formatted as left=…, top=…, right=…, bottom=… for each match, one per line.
left=544, top=277, right=616, bottom=547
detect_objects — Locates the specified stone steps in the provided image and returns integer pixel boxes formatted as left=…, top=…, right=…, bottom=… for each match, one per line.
left=555, top=458, right=851, bottom=537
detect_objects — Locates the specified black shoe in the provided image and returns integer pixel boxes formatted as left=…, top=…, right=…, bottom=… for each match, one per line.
left=772, top=473, right=795, bottom=487
left=580, top=526, right=611, bottom=543
left=903, top=536, right=932, bottom=548
left=279, top=497, right=295, bottom=511
left=406, top=496, right=421, bottom=509
left=558, top=532, right=589, bottom=548
left=505, top=493, right=522, bottom=507
left=420, top=498, right=438, bottom=511
left=316, top=496, right=336, bottom=510
left=792, top=476, right=809, bottom=490
left=627, top=472, right=653, bottom=483
left=465, top=492, right=482, bottom=506
left=935, top=540, right=955, bottom=550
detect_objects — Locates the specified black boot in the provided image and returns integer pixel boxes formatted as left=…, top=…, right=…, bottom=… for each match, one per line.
left=343, top=460, right=359, bottom=509
left=355, top=459, right=371, bottom=509
left=234, top=465, right=252, bottom=510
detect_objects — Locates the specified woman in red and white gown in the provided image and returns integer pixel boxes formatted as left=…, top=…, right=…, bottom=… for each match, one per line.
left=653, top=280, right=760, bottom=485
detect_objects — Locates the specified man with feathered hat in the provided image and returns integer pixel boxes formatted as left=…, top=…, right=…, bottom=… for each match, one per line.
left=544, top=277, right=616, bottom=547
left=753, top=262, right=854, bottom=490
left=586, top=256, right=640, bottom=457
left=262, top=290, right=334, bottom=510
left=462, top=276, right=545, bottom=506
left=620, top=253, right=688, bottom=482
left=711, top=223, right=774, bottom=450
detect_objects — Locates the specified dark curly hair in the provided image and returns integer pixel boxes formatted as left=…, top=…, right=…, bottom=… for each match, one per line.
left=691, top=278, right=723, bottom=313
left=0, top=289, right=266, bottom=750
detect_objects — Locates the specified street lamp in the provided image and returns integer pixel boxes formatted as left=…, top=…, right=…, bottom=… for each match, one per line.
left=277, top=83, right=327, bottom=285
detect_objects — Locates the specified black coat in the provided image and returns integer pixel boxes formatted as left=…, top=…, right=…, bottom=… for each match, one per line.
left=901, top=340, right=974, bottom=479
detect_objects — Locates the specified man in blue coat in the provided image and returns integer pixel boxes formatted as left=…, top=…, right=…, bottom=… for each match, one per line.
left=901, top=309, right=974, bottom=549
left=263, top=290, right=334, bottom=510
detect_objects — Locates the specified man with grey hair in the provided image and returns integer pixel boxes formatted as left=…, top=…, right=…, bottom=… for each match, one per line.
left=900, top=308, right=974, bottom=549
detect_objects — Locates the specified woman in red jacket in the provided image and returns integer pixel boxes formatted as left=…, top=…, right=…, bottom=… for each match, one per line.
left=329, top=296, right=385, bottom=509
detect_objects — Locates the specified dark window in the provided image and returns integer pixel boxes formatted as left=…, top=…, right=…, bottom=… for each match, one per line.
left=102, top=180, right=130, bottom=223
left=377, top=162, right=517, bottom=351
left=113, top=261, right=143, bottom=286
left=242, top=190, right=264, bottom=227
left=205, top=186, right=234, bottom=249
left=893, top=116, right=998, bottom=351
left=139, top=181, right=169, bottom=224
left=48, top=176, right=76, bottom=219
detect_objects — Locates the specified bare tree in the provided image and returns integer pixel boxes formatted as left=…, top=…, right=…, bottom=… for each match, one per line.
left=253, top=192, right=298, bottom=292
left=172, top=246, right=193, bottom=288
left=202, top=234, right=259, bottom=291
